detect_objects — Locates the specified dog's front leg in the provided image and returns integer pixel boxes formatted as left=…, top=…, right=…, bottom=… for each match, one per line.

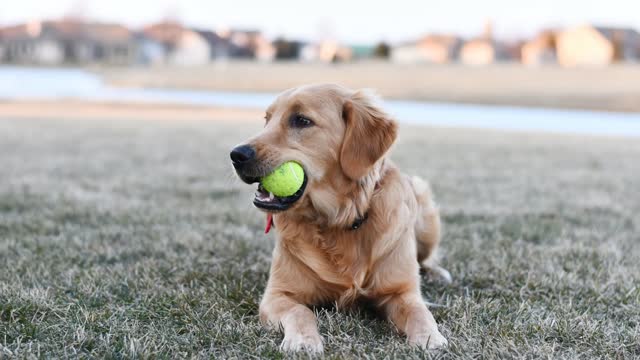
left=384, top=291, right=448, bottom=349
left=260, top=292, right=324, bottom=353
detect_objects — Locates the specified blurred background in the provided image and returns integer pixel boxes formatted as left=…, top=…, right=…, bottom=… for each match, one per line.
left=2, top=2, right=640, bottom=358
left=1, top=0, right=640, bottom=134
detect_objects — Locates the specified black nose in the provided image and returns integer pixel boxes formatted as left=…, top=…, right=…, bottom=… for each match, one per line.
left=230, top=145, right=256, bottom=165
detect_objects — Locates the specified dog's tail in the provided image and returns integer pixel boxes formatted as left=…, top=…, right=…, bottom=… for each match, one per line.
left=411, top=176, right=452, bottom=283
left=411, top=176, right=441, bottom=264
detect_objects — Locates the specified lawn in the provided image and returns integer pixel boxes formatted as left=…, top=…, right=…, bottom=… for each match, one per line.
left=1, top=116, right=639, bottom=358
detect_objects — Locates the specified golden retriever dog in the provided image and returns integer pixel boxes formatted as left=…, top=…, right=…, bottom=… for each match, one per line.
left=230, top=84, right=450, bottom=353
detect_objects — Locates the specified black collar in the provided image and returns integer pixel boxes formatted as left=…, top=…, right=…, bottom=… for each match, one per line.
left=349, top=180, right=379, bottom=231
left=350, top=212, right=368, bottom=230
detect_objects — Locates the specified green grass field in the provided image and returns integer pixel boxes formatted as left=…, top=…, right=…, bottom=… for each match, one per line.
left=1, top=117, right=639, bottom=358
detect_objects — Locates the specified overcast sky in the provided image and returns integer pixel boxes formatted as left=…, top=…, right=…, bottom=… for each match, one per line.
left=2, top=0, right=640, bottom=43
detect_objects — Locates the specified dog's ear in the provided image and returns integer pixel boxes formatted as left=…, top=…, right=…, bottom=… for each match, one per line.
left=340, top=90, right=398, bottom=181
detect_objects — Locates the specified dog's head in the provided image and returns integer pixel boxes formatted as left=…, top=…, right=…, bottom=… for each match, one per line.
left=230, top=84, right=397, bottom=219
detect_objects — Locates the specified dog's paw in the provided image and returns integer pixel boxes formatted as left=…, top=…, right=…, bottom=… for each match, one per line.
left=280, top=331, right=324, bottom=354
left=409, top=330, right=448, bottom=350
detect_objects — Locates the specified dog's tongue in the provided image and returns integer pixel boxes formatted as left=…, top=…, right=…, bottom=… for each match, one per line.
left=265, top=213, right=273, bottom=234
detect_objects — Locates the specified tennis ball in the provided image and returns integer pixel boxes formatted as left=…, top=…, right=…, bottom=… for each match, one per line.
left=261, top=161, right=305, bottom=197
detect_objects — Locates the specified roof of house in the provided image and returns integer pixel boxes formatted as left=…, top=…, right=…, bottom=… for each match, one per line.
left=142, top=22, right=185, bottom=46
left=417, top=34, right=461, bottom=47
left=0, top=23, right=30, bottom=38
left=393, top=34, right=461, bottom=48
left=593, top=26, right=640, bottom=41
left=0, top=19, right=133, bottom=43
left=83, top=23, right=132, bottom=42
left=193, top=29, right=230, bottom=47
left=462, top=38, right=495, bottom=47
left=525, top=29, right=557, bottom=49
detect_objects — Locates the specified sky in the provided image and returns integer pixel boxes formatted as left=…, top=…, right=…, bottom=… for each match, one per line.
left=2, top=0, right=640, bottom=43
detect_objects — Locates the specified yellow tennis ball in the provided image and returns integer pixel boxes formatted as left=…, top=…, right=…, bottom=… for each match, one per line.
left=261, top=161, right=305, bottom=197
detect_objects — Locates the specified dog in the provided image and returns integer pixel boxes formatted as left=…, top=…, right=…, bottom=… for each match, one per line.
left=230, top=84, right=450, bottom=353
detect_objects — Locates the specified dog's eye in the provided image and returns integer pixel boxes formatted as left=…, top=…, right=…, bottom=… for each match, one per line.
left=290, top=114, right=314, bottom=128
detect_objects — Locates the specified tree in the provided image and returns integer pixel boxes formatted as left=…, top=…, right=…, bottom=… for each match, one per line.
left=273, top=38, right=300, bottom=60
left=373, top=42, right=390, bottom=59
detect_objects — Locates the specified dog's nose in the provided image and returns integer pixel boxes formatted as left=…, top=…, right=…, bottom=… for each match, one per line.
left=230, top=145, right=256, bottom=165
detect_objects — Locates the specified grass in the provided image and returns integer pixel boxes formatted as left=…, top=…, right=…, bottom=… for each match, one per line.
left=1, top=116, right=639, bottom=358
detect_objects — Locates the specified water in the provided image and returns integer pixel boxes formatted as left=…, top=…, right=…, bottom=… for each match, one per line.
left=2, top=66, right=640, bottom=137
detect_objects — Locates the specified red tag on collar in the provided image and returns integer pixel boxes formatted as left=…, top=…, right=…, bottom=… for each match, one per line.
left=265, top=213, right=273, bottom=234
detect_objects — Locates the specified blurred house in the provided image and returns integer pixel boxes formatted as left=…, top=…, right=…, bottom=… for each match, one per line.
left=143, top=24, right=277, bottom=63
left=134, top=33, right=165, bottom=65
left=460, top=38, right=510, bottom=65
left=391, top=42, right=424, bottom=63
left=300, top=40, right=352, bottom=62
left=0, top=20, right=137, bottom=65
left=84, top=22, right=138, bottom=65
left=0, top=21, right=63, bottom=64
left=300, top=43, right=317, bottom=62
left=223, top=29, right=275, bottom=61
left=556, top=25, right=640, bottom=66
left=521, top=30, right=557, bottom=66
left=420, top=35, right=462, bottom=64
left=170, top=30, right=211, bottom=66
left=142, top=22, right=182, bottom=47
left=459, top=20, right=512, bottom=65
left=391, top=34, right=461, bottom=64
left=143, top=22, right=210, bottom=66
left=195, top=29, right=234, bottom=59
left=503, top=40, right=525, bottom=62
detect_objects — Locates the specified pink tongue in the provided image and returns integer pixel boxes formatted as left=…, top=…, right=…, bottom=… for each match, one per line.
left=265, top=213, right=273, bottom=234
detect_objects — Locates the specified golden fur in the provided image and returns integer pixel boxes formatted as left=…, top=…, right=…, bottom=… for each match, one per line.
left=234, top=84, right=449, bottom=352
